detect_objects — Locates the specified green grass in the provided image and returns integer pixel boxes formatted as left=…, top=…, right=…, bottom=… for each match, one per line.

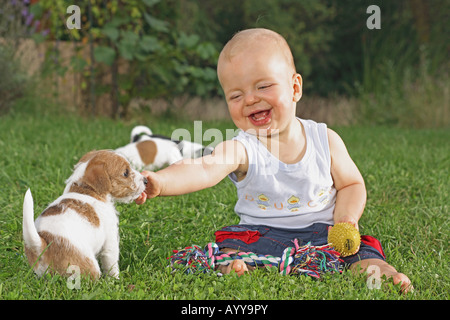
left=0, top=98, right=448, bottom=301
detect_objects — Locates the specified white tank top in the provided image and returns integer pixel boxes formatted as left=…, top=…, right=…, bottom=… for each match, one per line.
left=228, top=118, right=336, bottom=229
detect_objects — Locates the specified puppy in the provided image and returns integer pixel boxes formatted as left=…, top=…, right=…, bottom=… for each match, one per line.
left=22, top=150, right=147, bottom=280
left=130, top=125, right=214, bottom=159
left=116, top=125, right=213, bottom=171
left=115, top=127, right=183, bottom=171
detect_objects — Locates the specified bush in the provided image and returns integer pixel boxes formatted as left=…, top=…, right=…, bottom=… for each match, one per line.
left=0, top=45, right=29, bottom=115
left=29, top=0, right=220, bottom=118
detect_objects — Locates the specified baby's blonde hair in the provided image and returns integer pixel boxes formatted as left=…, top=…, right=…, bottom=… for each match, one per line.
left=218, top=28, right=296, bottom=73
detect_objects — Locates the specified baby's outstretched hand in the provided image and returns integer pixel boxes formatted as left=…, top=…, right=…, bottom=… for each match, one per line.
left=135, top=170, right=162, bottom=205
left=135, top=191, right=147, bottom=205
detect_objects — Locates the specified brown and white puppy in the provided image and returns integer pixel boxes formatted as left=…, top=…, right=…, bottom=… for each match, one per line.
left=22, top=150, right=147, bottom=280
left=115, top=126, right=183, bottom=171
left=115, top=125, right=214, bottom=171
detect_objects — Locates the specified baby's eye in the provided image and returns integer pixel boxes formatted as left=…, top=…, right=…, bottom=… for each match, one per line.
left=258, top=84, right=272, bottom=90
left=230, top=94, right=241, bottom=101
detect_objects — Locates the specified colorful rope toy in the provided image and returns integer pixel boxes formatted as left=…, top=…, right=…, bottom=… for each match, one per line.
left=280, top=242, right=342, bottom=278
left=168, top=241, right=343, bottom=278
left=169, top=244, right=216, bottom=274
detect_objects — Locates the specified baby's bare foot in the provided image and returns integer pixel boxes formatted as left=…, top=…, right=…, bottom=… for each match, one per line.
left=231, top=259, right=248, bottom=276
left=392, top=272, right=413, bottom=293
left=218, top=259, right=249, bottom=276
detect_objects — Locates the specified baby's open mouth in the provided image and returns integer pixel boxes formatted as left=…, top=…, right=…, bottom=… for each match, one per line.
left=252, top=110, right=270, bottom=120
left=249, top=109, right=272, bottom=126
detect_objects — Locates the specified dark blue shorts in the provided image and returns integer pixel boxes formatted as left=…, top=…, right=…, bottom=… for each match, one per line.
left=215, top=223, right=386, bottom=267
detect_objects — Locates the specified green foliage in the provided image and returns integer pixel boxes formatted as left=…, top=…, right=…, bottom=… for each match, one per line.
left=174, top=0, right=336, bottom=94
left=0, top=46, right=29, bottom=115
left=335, top=0, right=449, bottom=127
left=0, top=0, right=35, bottom=115
left=168, top=0, right=449, bottom=126
left=6, top=0, right=448, bottom=126
left=28, top=0, right=220, bottom=117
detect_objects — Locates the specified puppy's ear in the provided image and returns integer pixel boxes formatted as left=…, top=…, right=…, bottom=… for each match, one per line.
left=83, top=158, right=111, bottom=196
left=78, top=150, right=99, bottom=164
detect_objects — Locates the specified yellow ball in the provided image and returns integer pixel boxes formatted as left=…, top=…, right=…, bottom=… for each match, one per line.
left=328, top=223, right=361, bottom=257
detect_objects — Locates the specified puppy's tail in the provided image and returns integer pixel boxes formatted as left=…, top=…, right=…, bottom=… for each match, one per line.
left=22, top=189, right=42, bottom=252
left=130, top=125, right=153, bottom=143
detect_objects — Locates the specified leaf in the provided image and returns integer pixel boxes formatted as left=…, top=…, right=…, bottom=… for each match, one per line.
left=143, top=13, right=169, bottom=33
left=29, top=3, right=44, bottom=18
left=142, top=0, right=161, bottom=7
left=120, top=31, right=139, bottom=44
left=118, top=42, right=134, bottom=61
left=109, top=15, right=131, bottom=28
left=140, top=36, right=160, bottom=52
left=202, top=67, right=217, bottom=81
left=94, top=46, right=116, bottom=66
left=177, top=33, right=200, bottom=49
left=134, top=53, right=148, bottom=62
left=102, top=26, right=119, bottom=42
left=118, top=32, right=140, bottom=60
left=196, top=43, right=217, bottom=60
left=70, top=56, right=87, bottom=72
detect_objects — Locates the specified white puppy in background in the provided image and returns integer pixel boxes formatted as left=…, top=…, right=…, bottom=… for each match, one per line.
left=115, top=126, right=183, bottom=171
left=130, top=125, right=214, bottom=159
left=23, top=150, right=147, bottom=279
left=116, top=125, right=213, bottom=171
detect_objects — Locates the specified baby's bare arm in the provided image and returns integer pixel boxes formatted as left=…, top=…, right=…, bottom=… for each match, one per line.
left=328, top=129, right=366, bottom=229
left=138, top=140, right=247, bottom=201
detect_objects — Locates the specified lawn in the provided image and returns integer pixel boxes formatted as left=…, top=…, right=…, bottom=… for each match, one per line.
left=0, top=99, right=448, bottom=302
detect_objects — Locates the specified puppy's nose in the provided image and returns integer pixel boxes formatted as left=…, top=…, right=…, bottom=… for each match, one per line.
left=143, top=177, right=148, bottom=185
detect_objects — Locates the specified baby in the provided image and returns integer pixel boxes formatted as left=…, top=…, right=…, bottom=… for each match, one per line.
left=136, top=28, right=412, bottom=292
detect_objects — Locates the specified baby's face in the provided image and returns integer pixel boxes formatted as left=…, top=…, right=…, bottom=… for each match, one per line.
left=218, top=46, right=301, bottom=136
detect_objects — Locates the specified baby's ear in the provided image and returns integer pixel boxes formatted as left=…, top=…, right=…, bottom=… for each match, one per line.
left=292, top=73, right=302, bottom=102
